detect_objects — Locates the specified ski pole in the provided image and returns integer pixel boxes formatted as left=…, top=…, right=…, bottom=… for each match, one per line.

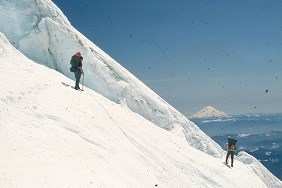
left=81, top=73, right=84, bottom=91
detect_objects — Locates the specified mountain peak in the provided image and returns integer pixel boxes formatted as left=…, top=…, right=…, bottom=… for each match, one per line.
left=189, top=106, right=228, bottom=119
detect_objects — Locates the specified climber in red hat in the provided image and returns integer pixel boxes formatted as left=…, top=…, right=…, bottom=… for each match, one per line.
left=75, top=52, right=81, bottom=57
left=70, top=52, right=84, bottom=90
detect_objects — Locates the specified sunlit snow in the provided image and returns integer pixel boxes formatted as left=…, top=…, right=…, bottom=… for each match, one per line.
left=0, top=0, right=281, bottom=187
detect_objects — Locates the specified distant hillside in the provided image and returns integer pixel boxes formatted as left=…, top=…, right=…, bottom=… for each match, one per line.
left=189, top=106, right=229, bottom=119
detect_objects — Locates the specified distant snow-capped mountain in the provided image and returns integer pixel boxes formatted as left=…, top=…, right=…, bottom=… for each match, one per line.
left=189, top=106, right=229, bottom=119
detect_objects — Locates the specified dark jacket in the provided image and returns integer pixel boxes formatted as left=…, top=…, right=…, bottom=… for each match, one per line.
left=227, top=138, right=237, bottom=151
left=70, top=54, right=83, bottom=73
left=70, top=55, right=83, bottom=68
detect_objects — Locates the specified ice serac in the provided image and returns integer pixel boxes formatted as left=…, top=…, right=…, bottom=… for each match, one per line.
left=0, top=0, right=223, bottom=157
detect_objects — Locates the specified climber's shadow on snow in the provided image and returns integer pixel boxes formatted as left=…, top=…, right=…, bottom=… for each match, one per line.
left=61, top=82, right=75, bottom=89
left=222, top=162, right=232, bottom=169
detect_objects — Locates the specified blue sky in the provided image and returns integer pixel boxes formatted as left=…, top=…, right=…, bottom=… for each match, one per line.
left=52, top=0, right=282, bottom=115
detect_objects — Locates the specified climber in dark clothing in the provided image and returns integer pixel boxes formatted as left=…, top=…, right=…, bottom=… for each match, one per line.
left=225, top=137, right=237, bottom=167
left=70, top=52, right=84, bottom=90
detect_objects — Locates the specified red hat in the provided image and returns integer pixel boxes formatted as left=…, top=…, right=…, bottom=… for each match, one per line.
left=75, top=52, right=81, bottom=57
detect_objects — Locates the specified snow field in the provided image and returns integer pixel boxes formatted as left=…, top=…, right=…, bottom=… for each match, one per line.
left=1, top=33, right=280, bottom=187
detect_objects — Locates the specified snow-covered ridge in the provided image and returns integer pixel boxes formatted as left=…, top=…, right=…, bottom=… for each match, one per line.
left=237, top=152, right=281, bottom=186
left=189, top=106, right=229, bottom=119
left=0, top=32, right=281, bottom=187
left=0, top=0, right=223, bottom=157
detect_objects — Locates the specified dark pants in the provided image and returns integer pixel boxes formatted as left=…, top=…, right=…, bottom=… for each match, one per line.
left=226, top=151, right=235, bottom=166
left=70, top=66, right=82, bottom=89
left=75, top=70, right=81, bottom=89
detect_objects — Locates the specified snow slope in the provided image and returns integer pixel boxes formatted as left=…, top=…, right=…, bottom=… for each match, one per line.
left=0, top=33, right=281, bottom=188
left=189, top=106, right=229, bottom=119
left=0, top=0, right=223, bottom=158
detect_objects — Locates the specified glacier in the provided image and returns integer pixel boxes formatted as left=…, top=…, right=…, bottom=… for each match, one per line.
left=0, top=31, right=281, bottom=187
left=0, top=0, right=281, bottom=187
left=0, top=0, right=223, bottom=158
